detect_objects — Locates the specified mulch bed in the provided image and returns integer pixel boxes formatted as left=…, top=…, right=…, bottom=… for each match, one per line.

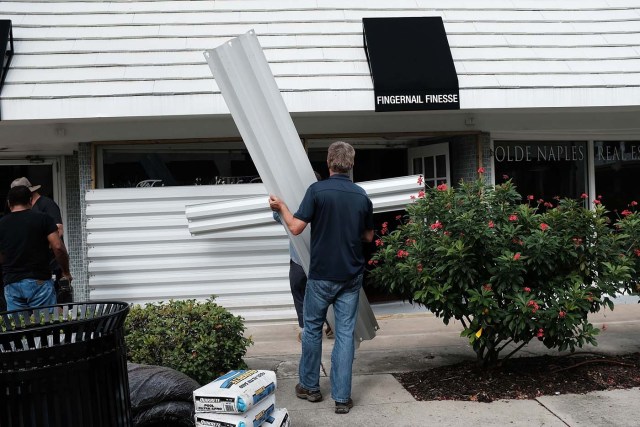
left=394, top=352, right=640, bottom=403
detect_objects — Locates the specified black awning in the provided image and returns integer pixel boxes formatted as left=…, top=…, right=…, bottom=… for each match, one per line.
left=1, top=20, right=13, bottom=88
left=363, top=17, right=459, bottom=112
left=1, top=20, right=14, bottom=120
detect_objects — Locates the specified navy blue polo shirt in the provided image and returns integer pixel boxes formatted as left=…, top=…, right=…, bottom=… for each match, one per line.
left=294, top=174, right=374, bottom=281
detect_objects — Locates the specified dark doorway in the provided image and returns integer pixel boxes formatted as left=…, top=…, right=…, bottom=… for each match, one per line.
left=0, top=164, right=56, bottom=214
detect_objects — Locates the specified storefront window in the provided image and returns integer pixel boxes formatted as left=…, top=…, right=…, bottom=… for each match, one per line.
left=493, top=141, right=588, bottom=202
left=97, top=143, right=259, bottom=188
left=593, top=141, right=640, bottom=213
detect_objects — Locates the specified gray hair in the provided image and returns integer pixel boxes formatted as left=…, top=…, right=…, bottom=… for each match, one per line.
left=327, top=141, right=355, bottom=173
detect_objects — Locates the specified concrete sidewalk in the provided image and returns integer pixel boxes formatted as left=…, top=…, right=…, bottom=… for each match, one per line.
left=245, top=303, right=640, bottom=427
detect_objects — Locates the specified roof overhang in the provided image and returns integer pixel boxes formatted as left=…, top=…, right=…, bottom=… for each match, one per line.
left=363, top=16, right=460, bottom=113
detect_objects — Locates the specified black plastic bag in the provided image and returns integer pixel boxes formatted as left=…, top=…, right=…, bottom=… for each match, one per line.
left=133, top=401, right=195, bottom=427
left=128, top=363, right=200, bottom=426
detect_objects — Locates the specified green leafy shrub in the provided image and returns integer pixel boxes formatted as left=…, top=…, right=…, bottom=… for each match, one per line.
left=369, top=173, right=638, bottom=367
left=125, top=297, right=252, bottom=385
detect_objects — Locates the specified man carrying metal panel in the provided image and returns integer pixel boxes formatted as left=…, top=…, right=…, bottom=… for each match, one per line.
left=269, top=141, right=373, bottom=414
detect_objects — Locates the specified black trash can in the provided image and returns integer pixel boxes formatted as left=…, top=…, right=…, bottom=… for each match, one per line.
left=0, top=301, right=132, bottom=427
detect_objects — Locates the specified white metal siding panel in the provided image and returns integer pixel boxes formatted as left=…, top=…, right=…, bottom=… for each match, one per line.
left=2, top=0, right=640, bottom=119
left=85, top=184, right=297, bottom=323
left=186, top=175, right=423, bottom=235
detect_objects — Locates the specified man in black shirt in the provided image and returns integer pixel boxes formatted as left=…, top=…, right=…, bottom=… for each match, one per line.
left=10, top=177, right=72, bottom=302
left=0, top=186, right=72, bottom=311
left=11, top=177, right=63, bottom=236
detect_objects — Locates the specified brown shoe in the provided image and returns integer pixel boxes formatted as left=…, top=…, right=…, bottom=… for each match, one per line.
left=335, top=398, right=353, bottom=414
left=295, top=383, right=322, bottom=402
left=297, top=331, right=302, bottom=343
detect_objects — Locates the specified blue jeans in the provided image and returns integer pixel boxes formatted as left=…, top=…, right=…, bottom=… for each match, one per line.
left=4, top=278, right=56, bottom=311
left=299, top=274, right=362, bottom=403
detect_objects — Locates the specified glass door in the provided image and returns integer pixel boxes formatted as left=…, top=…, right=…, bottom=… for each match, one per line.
left=408, top=142, right=450, bottom=187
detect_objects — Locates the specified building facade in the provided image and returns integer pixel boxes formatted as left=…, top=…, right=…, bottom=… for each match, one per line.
left=1, top=1, right=639, bottom=321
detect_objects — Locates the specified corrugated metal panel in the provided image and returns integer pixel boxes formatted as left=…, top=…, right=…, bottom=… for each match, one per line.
left=2, top=1, right=640, bottom=119
left=204, top=30, right=378, bottom=341
left=186, top=175, right=423, bottom=236
left=204, top=30, right=316, bottom=271
left=86, top=184, right=298, bottom=323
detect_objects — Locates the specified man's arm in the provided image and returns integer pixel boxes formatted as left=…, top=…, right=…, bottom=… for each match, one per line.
left=269, top=195, right=308, bottom=235
left=47, top=231, right=72, bottom=280
left=362, top=229, right=374, bottom=243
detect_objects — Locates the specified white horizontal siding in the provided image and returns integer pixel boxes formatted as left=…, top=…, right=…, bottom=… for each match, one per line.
left=2, top=0, right=640, bottom=119
left=86, top=184, right=297, bottom=322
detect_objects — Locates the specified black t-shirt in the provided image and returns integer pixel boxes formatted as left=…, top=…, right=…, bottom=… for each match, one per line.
left=32, top=195, right=63, bottom=272
left=0, top=210, right=58, bottom=284
left=32, top=195, right=63, bottom=225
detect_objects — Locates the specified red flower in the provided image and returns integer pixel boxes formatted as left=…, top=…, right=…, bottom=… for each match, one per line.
left=380, top=222, right=389, bottom=235
left=558, top=311, right=566, bottom=319
left=417, top=263, right=423, bottom=272
left=527, top=195, right=534, bottom=200
left=395, top=214, right=402, bottom=220
left=509, top=214, right=518, bottom=222
left=502, top=174, right=509, bottom=180
left=621, top=209, right=632, bottom=216
left=593, top=199, right=601, bottom=205
left=573, top=237, right=583, bottom=246
left=631, top=201, right=638, bottom=207
left=512, top=238, right=523, bottom=245
left=437, top=183, right=447, bottom=191
left=597, top=195, right=603, bottom=200
left=396, top=250, right=409, bottom=259
left=513, top=252, right=521, bottom=261
left=430, top=220, right=443, bottom=230
left=580, top=193, right=588, bottom=199
left=523, top=287, right=531, bottom=293
left=482, top=284, right=492, bottom=292
left=540, top=223, right=549, bottom=231
left=418, top=190, right=425, bottom=199
left=443, top=231, right=452, bottom=236
left=537, top=328, right=544, bottom=339
left=375, top=239, right=383, bottom=247
left=537, top=199, right=544, bottom=204
left=477, top=167, right=485, bottom=174
left=405, top=238, right=416, bottom=246
left=367, top=259, right=379, bottom=266
left=488, top=220, right=495, bottom=228
left=410, top=195, right=416, bottom=200
left=634, top=249, right=640, bottom=257
left=544, top=202, right=553, bottom=208
left=526, top=300, right=539, bottom=313
left=417, top=175, right=423, bottom=185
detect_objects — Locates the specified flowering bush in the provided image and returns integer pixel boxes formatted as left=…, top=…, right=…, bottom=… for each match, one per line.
left=369, top=173, right=639, bottom=367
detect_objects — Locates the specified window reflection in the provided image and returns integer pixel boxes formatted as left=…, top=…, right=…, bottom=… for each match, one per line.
left=99, top=147, right=259, bottom=188
left=493, top=141, right=588, bottom=203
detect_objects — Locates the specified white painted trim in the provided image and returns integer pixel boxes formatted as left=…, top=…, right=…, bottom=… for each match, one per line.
left=408, top=142, right=450, bottom=186
left=490, top=138, right=496, bottom=186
